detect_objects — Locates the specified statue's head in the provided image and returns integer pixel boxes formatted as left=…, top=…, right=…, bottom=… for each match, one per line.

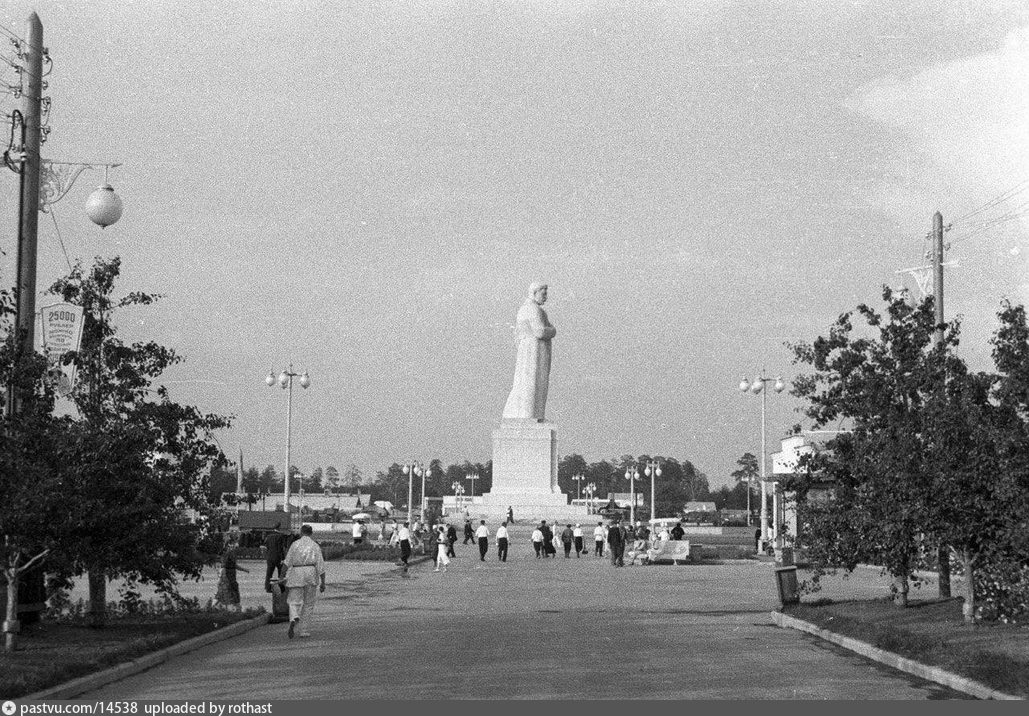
left=528, top=282, right=548, bottom=304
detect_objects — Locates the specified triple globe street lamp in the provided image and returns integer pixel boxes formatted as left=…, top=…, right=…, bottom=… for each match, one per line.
left=583, top=482, right=597, bottom=514
left=572, top=473, right=585, bottom=503
left=402, top=462, right=431, bottom=525
left=739, top=372, right=785, bottom=552
left=624, top=465, right=639, bottom=525
left=451, top=481, right=465, bottom=509
left=644, top=460, right=662, bottom=524
left=266, top=366, right=311, bottom=530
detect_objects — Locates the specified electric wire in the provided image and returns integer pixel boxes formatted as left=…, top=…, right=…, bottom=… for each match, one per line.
left=48, top=204, right=74, bottom=273
left=950, top=179, right=1029, bottom=226
left=0, top=24, right=24, bottom=44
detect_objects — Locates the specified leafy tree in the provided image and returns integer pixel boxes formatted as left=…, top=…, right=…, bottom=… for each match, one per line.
left=558, top=453, right=589, bottom=498
left=309, top=466, right=324, bottom=492
left=790, top=289, right=947, bottom=605
left=732, top=452, right=759, bottom=520
left=0, top=322, right=70, bottom=650
left=324, top=465, right=340, bottom=492
left=48, top=257, right=230, bottom=626
left=259, top=464, right=279, bottom=493
left=208, top=463, right=238, bottom=501
left=373, top=463, right=408, bottom=508
left=240, top=466, right=261, bottom=494
left=342, top=463, right=363, bottom=490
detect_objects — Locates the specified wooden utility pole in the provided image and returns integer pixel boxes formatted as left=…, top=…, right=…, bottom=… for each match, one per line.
left=932, top=210, right=951, bottom=599
left=15, top=12, right=43, bottom=356
left=3, top=11, right=44, bottom=654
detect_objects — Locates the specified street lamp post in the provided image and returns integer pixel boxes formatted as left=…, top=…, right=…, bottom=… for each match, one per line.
left=623, top=464, right=640, bottom=525
left=739, top=373, right=785, bottom=552
left=266, top=365, right=311, bottom=531
left=420, top=463, right=432, bottom=519
left=402, top=462, right=427, bottom=525
left=572, top=473, right=585, bottom=504
left=584, top=482, right=596, bottom=514
left=451, top=481, right=465, bottom=510
left=466, top=473, right=479, bottom=503
left=644, top=460, right=662, bottom=524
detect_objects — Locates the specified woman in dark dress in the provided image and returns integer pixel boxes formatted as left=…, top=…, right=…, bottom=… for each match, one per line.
left=214, top=532, right=250, bottom=610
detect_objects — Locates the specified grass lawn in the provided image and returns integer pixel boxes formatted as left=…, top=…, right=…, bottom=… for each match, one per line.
left=785, top=597, right=1029, bottom=698
left=0, top=609, right=262, bottom=699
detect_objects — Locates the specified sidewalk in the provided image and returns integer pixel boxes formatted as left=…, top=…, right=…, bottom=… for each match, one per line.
left=68, top=527, right=970, bottom=700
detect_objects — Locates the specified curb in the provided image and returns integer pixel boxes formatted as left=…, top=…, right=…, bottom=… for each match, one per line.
left=24, top=612, right=272, bottom=700
left=771, top=610, right=1023, bottom=700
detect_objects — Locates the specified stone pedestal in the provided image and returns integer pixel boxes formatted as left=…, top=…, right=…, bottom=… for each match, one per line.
left=479, top=420, right=586, bottom=522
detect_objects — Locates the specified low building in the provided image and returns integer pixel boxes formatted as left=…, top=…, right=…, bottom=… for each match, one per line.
left=772, top=434, right=836, bottom=545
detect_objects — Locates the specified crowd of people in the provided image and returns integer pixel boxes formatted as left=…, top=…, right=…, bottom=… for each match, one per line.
left=379, top=516, right=692, bottom=572
left=247, top=514, right=693, bottom=641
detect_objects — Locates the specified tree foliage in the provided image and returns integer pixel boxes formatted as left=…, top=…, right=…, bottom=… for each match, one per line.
left=790, top=289, right=1029, bottom=618
left=45, top=257, right=231, bottom=624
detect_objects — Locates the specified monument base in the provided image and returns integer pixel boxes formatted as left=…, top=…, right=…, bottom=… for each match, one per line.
left=474, top=420, right=588, bottom=523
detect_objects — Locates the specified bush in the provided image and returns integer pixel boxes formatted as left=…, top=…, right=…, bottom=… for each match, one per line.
left=974, top=560, right=1029, bottom=623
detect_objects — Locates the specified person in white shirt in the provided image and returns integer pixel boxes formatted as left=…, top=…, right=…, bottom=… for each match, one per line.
left=434, top=525, right=450, bottom=572
left=658, top=526, right=671, bottom=542
left=352, top=519, right=365, bottom=545
left=531, top=526, right=544, bottom=559
left=496, top=521, right=510, bottom=562
left=572, top=524, right=584, bottom=557
left=475, top=520, right=490, bottom=561
left=593, top=522, right=606, bottom=558
left=395, top=521, right=412, bottom=573
left=281, top=524, right=326, bottom=639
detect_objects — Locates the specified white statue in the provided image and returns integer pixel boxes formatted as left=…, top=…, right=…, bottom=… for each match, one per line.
left=502, top=282, right=557, bottom=421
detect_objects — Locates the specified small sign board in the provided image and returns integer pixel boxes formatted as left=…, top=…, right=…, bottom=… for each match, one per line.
left=39, top=302, right=84, bottom=397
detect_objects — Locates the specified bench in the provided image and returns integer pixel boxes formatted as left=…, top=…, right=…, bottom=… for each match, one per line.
left=644, top=540, right=700, bottom=565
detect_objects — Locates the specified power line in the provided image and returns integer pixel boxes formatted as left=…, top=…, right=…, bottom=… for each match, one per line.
left=950, top=179, right=1029, bottom=225
left=47, top=204, right=73, bottom=273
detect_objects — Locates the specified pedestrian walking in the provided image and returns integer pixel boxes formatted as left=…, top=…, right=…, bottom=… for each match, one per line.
left=496, top=521, right=510, bottom=562
left=281, top=524, right=326, bottom=639
left=434, top=525, right=450, bottom=572
left=263, top=522, right=288, bottom=593
left=446, top=521, right=458, bottom=557
left=395, top=521, right=413, bottom=573
left=540, top=521, right=556, bottom=557
left=352, top=519, right=367, bottom=545
left=572, top=524, right=584, bottom=557
left=507, top=505, right=514, bottom=524
left=560, top=524, right=574, bottom=558
left=463, top=519, right=474, bottom=544
left=593, top=522, right=606, bottom=558
left=475, top=520, right=490, bottom=561
left=213, top=531, right=249, bottom=611
left=607, top=520, right=625, bottom=567
left=531, top=526, right=544, bottom=558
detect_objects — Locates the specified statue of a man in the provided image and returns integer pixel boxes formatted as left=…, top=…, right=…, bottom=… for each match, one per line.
left=502, top=282, right=557, bottom=421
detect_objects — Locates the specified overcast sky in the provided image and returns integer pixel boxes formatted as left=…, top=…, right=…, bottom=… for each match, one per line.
left=2, top=0, right=1027, bottom=488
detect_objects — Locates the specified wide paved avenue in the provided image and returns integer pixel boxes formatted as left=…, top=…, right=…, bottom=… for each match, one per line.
left=82, top=526, right=964, bottom=700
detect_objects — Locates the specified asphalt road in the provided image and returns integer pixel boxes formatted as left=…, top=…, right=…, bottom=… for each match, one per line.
left=80, top=527, right=966, bottom=700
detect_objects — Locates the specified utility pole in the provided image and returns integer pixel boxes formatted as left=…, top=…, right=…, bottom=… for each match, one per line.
left=5, top=13, right=43, bottom=418
left=2, top=12, right=44, bottom=654
left=15, top=12, right=43, bottom=356
left=933, top=210, right=951, bottom=599
left=933, top=211, right=945, bottom=346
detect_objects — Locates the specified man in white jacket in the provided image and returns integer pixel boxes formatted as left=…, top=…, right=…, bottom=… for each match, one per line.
left=282, top=524, right=326, bottom=639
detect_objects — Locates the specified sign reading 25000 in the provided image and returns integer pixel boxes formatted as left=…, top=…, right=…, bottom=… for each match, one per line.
left=39, top=301, right=84, bottom=396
